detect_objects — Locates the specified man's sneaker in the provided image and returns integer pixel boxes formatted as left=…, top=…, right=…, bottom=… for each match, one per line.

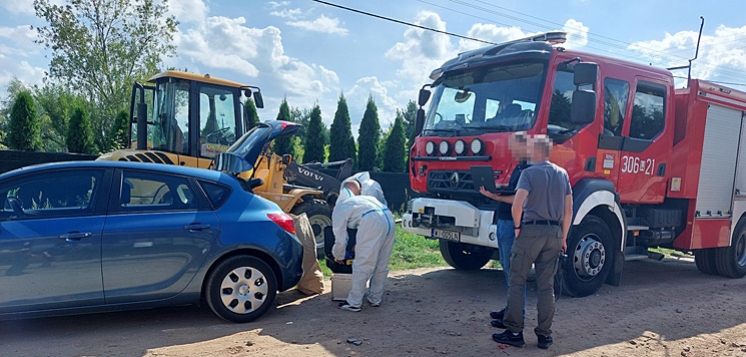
left=537, top=335, right=553, bottom=349
left=492, top=330, right=525, bottom=348
left=490, top=319, right=507, bottom=329
left=338, top=301, right=361, bottom=312
left=489, top=309, right=505, bottom=320
left=365, top=296, right=380, bottom=307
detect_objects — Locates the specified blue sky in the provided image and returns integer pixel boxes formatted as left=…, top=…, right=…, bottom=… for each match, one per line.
left=2, top=0, right=746, bottom=134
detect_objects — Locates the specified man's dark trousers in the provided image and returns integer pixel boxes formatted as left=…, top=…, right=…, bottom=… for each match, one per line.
left=503, top=224, right=562, bottom=337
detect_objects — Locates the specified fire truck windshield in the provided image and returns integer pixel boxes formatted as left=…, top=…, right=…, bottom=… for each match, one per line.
left=423, top=61, right=546, bottom=136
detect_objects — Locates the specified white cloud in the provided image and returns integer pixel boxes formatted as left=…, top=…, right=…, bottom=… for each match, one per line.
left=0, top=59, right=45, bottom=91
left=628, top=24, right=746, bottom=85
left=458, top=24, right=527, bottom=52
left=270, top=8, right=302, bottom=20
left=267, top=1, right=290, bottom=9
left=0, top=25, right=40, bottom=55
left=174, top=15, right=340, bottom=114
left=563, top=19, right=589, bottom=49
left=286, top=15, right=348, bottom=35
left=167, top=0, right=208, bottom=24
left=385, top=11, right=453, bottom=87
left=346, top=76, right=400, bottom=127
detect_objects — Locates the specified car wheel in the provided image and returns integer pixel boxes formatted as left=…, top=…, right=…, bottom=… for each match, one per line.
left=714, top=219, right=746, bottom=278
left=291, top=199, right=332, bottom=258
left=205, top=255, right=277, bottom=323
left=439, top=240, right=493, bottom=270
left=562, top=215, right=613, bottom=297
left=694, top=248, right=718, bottom=275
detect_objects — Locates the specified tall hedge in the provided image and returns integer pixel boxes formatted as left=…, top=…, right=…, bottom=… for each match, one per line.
left=7, top=91, right=42, bottom=151
left=383, top=113, right=407, bottom=172
left=304, top=105, right=326, bottom=163
left=329, top=94, right=356, bottom=164
left=109, top=109, right=130, bottom=150
left=273, top=99, right=296, bottom=157
left=66, top=105, right=96, bottom=154
left=358, top=96, right=381, bottom=171
left=244, top=98, right=259, bottom=129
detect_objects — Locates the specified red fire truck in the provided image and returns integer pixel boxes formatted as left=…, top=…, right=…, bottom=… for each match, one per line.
left=402, top=31, right=746, bottom=297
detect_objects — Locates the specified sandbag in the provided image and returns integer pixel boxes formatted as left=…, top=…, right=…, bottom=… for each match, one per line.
left=292, top=213, right=325, bottom=295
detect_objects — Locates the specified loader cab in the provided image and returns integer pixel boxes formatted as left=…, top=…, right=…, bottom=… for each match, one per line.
left=129, top=70, right=264, bottom=168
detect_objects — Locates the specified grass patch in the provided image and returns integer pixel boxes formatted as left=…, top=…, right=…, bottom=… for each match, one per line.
left=649, top=246, right=691, bottom=259
left=317, top=225, right=446, bottom=277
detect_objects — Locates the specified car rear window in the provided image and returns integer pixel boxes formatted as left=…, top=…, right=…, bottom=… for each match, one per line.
left=198, top=181, right=231, bottom=209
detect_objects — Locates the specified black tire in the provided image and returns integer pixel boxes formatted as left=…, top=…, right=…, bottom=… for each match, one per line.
left=714, top=219, right=746, bottom=278
left=439, top=240, right=493, bottom=270
left=205, top=255, right=277, bottom=323
left=562, top=215, right=614, bottom=297
left=694, top=248, right=719, bottom=275
left=291, top=199, right=332, bottom=258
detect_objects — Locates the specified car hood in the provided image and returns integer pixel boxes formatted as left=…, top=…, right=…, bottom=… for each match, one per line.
left=214, top=120, right=300, bottom=175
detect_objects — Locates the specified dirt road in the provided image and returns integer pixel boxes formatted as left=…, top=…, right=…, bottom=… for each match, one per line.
left=2, top=257, right=746, bottom=357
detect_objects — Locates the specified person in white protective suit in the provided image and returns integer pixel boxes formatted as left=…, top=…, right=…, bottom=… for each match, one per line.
left=342, top=171, right=388, bottom=206
left=329, top=180, right=396, bottom=312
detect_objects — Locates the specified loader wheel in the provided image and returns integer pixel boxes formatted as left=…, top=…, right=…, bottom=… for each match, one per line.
left=714, top=219, right=746, bottom=278
left=694, top=248, right=718, bottom=275
left=561, top=215, right=613, bottom=297
left=291, top=199, right=332, bottom=258
left=439, top=240, right=493, bottom=271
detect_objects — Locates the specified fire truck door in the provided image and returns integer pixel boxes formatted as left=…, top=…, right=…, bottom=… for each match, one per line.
left=615, top=81, right=670, bottom=204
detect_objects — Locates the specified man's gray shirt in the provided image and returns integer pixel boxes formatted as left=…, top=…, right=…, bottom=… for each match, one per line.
left=515, top=161, right=572, bottom=222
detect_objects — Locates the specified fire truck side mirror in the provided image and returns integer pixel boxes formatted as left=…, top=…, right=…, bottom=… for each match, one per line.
left=415, top=108, right=426, bottom=136
left=573, top=62, right=598, bottom=86
left=418, top=88, right=431, bottom=107
left=570, top=90, right=597, bottom=125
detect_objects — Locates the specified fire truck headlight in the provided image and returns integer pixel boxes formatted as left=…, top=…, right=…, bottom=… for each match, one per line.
left=470, top=139, right=484, bottom=155
left=439, top=140, right=450, bottom=155
left=454, top=140, right=466, bottom=155
left=425, top=141, right=435, bottom=156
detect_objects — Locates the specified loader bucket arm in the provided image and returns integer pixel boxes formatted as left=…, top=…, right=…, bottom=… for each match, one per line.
left=284, top=161, right=343, bottom=194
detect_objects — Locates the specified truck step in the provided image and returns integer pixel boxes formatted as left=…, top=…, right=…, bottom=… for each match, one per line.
left=624, top=253, right=650, bottom=261
left=626, top=225, right=650, bottom=231
left=624, top=246, right=649, bottom=261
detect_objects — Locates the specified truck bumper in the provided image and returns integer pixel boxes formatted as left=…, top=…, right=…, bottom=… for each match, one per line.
left=401, top=197, right=498, bottom=249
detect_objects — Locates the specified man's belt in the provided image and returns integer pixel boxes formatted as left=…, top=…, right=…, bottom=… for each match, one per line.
left=523, top=220, right=560, bottom=226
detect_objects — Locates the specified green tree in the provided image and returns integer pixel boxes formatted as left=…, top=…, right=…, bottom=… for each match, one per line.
left=34, top=84, right=84, bottom=151
left=273, top=99, right=296, bottom=157
left=66, top=105, right=96, bottom=154
left=358, top=95, right=380, bottom=171
left=304, top=105, right=326, bottom=163
left=402, top=100, right=418, bottom=149
left=33, top=0, right=178, bottom=152
left=109, top=109, right=130, bottom=150
left=243, top=98, right=259, bottom=129
left=329, top=94, right=356, bottom=163
left=383, top=112, right=407, bottom=172
left=8, top=91, right=42, bottom=151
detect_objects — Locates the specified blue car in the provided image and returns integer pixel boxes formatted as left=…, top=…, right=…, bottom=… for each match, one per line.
left=0, top=157, right=303, bottom=323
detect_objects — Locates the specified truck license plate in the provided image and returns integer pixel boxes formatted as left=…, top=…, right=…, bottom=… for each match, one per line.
left=432, top=229, right=460, bottom=241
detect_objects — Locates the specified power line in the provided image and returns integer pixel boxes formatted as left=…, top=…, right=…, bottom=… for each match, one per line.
left=309, top=0, right=497, bottom=45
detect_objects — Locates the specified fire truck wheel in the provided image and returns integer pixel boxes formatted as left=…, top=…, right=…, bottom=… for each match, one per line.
left=694, top=249, right=718, bottom=275
left=714, top=219, right=746, bottom=278
left=291, top=199, right=332, bottom=259
left=561, top=215, right=613, bottom=297
left=439, top=240, right=493, bottom=270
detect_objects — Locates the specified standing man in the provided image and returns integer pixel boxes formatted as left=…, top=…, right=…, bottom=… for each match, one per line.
left=479, top=132, right=529, bottom=322
left=328, top=180, right=396, bottom=312
left=492, top=135, right=572, bottom=350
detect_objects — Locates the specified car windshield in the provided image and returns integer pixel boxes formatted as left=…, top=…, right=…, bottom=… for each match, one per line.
left=424, top=61, right=547, bottom=136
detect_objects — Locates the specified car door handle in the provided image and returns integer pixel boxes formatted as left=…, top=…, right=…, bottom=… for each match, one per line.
left=59, top=232, right=92, bottom=241
left=184, top=223, right=210, bottom=232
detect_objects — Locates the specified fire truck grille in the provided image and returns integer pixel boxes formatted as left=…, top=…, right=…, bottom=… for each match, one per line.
left=427, top=170, right=475, bottom=193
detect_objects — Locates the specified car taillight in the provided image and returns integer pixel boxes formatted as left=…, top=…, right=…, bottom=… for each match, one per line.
left=267, top=213, right=296, bottom=234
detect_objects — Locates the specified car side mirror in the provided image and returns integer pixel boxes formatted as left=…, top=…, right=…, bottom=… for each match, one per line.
left=571, top=90, right=597, bottom=125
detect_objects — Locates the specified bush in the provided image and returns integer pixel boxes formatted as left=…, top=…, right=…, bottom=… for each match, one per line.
left=7, top=91, right=42, bottom=151
left=66, top=105, right=96, bottom=154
